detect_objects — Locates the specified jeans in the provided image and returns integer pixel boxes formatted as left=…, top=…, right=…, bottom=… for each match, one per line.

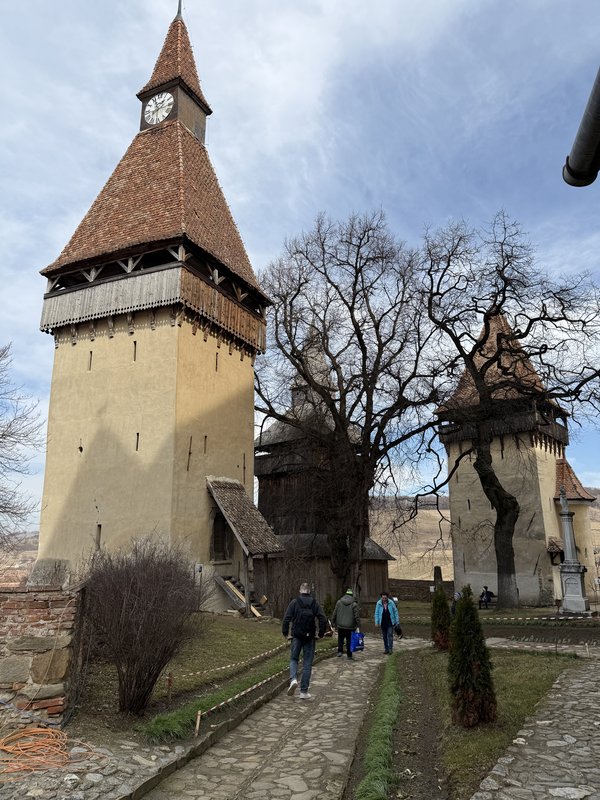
left=381, top=625, right=394, bottom=653
left=337, top=628, right=352, bottom=657
left=290, top=637, right=316, bottom=691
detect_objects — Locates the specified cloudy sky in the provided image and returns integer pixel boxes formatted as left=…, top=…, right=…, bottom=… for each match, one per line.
left=2, top=0, right=600, bottom=518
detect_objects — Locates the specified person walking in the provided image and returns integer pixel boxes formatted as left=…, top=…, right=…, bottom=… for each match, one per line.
left=331, top=588, right=360, bottom=660
left=374, top=591, right=399, bottom=654
left=282, top=582, right=327, bottom=699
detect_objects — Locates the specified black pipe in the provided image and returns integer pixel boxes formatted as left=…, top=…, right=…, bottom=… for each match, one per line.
left=563, top=67, right=600, bottom=187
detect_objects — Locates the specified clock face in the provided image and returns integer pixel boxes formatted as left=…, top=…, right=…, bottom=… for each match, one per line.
left=144, top=92, right=174, bottom=125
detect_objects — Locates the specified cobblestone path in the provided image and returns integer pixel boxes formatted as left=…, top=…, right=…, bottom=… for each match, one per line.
left=144, top=639, right=427, bottom=800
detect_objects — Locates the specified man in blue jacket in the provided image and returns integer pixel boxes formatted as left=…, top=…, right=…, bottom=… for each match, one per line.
left=374, top=591, right=399, bottom=654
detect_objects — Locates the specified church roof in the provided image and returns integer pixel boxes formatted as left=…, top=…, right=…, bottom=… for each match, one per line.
left=554, top=459, right=596, bottom=502
left=439, top=313, right=548, bottom=413
left=206, top=477, right=283, bottom=556
left=42, top=120, right=260, bottom=291
left=137, top=13, right=211, bottom=114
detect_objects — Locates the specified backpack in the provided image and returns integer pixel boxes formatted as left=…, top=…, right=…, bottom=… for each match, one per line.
left=292, top=597, right=317, bottom=640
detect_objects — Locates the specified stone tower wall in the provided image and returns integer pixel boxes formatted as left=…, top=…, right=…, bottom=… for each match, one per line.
left=37, top=304, right=255, bottom=573
left=448, top=433, right=564, bottom=605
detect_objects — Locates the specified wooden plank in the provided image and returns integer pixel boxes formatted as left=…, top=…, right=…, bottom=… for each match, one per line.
left=224, top=579, right=262, bottom=618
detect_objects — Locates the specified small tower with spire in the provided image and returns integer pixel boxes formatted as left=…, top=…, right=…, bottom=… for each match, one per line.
left=33, top=8, right=273, bottom=584
left=437, top=314, right=596, bottom=605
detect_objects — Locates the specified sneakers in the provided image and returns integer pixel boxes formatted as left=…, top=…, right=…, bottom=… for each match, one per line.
left=337, top=652, right=343, bottom=657
left=287, top=678, right=298, bottom=696
left=299, top=691, right=311, bottom=699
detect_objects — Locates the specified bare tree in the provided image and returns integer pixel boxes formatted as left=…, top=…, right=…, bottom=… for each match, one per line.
left=422, top=213, right=600, bottom=607
left=0, top=343, right=42, bottom=554
left=255, top=211, right=438, bottom=593
left=83, top=537, right=202, bottom=714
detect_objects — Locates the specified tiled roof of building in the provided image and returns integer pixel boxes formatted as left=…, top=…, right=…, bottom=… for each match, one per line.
left=137, top=14, right=211, bottom=113
left=43, top=121, right=259, bottom=290
left=206, top=477, right=283, bottom=556
left=439, top=314, right=547, bottom=412
left=554, top=459, right=596, bottom=502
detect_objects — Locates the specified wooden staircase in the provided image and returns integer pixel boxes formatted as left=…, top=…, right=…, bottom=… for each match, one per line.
left=214, top=575, right=266, bottom=618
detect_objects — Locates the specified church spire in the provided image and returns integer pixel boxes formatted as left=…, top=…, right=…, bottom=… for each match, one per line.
left=137, top=10, right=212, bottom=115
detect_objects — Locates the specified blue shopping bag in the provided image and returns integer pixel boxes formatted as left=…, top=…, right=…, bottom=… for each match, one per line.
left=350, top=631, right=364, bottom=652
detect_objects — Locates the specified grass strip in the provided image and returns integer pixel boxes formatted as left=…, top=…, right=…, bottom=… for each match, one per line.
left=354, top=653, right=401, bottom=800
left=138, top=643, right=336, bottom=743
left=419, top=648, right=577, bottom=800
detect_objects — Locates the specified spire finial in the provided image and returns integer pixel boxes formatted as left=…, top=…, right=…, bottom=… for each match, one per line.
left=175, top=0, right=183, bottom=19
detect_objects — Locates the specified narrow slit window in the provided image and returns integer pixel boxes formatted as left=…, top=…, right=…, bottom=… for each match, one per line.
left=88, top=351, right=93, bottom=371
left=135, top=432, right=140, bottom=451
left=95, top=524, right=102, bottom=550
left=204, top=435, right=208, bottom=454
left=133, top=340, right=137, bottom=362
left=186, top=436, right=193, bottom=471
left=215, top=353, right=219, bottom=372
left=467, top=498, right=471, bottom=511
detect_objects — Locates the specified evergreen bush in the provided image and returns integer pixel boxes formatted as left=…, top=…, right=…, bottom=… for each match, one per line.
left=448, top=585, right=497, bottom=727
left=431, top=585, right=451, bottom=650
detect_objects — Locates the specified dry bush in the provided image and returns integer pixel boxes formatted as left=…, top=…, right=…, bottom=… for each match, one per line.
left=84, top=537, right=200, bottom=714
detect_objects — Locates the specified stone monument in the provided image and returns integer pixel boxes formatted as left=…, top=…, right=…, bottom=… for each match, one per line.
left=559, top=486, right=590, bottom=613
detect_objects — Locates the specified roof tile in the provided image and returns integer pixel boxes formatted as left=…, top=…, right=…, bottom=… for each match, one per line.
left=43, top=121, right=259, bottom=290
left=554, top=459, right=596, bottom=502
left=138, top=16, right=211, bottom=112
left=207, top=477, right=283, bottom=556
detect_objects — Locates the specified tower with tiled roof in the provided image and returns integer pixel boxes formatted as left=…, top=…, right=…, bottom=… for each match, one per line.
left=34, top=8, right=269, bottom=582
left=437, top=314, right=596, bottom=605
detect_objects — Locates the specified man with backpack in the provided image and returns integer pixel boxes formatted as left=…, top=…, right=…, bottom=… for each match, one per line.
left=282, top=583, right=327, bottom=699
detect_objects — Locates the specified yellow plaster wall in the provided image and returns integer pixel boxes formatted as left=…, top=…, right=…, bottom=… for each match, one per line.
left=171, top=319, right=255, bottom=561
left=38, top=309, right=179, bottom=567
left=38, top=307, right=256, bottom=576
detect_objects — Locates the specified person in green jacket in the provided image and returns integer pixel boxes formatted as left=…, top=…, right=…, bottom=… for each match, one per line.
left=331, top=589, right=360, bottom=659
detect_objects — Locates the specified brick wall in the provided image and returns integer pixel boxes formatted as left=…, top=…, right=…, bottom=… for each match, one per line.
left=0, top=585, right=82, bottom=728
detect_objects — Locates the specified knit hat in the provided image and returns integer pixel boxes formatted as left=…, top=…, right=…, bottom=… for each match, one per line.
left=345, top=589, right=353, bottom=595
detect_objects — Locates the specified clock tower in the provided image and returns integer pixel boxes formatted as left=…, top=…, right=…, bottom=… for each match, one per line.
left=33, top=8, right=269, bottom=583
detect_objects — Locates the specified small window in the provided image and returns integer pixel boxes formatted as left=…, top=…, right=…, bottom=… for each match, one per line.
left=204, top=435, right=208, bottom=454
left=215, top=353, right=219, bottom=372
left=88, top=351, right=93, bottom=371
left=135, top=432, right=140, bottom=451
left=133, top=340, right=137, bottom=362
left=95, top=524, right=102, bottom=550
left=467, top=498, right=471, bottom=511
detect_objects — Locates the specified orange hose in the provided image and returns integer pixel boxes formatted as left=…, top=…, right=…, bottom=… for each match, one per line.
left=0, top=727, right=103, bottom=781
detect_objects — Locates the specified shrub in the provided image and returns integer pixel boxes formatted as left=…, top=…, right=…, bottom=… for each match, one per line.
left=322, top=593, right=334, bottom=619
left=448, top=585, right=497, bottom=727
left=431, top=585, right=451, bottom=650
left=83, top=537, right=201, bottom=714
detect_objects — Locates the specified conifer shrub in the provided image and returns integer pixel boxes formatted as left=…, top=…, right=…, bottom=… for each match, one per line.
left=431, top=584, right=451, bottom=650
left=448, top=585, right=497, bottom=727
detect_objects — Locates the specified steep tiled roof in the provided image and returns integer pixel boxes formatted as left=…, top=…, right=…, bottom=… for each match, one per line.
left=206, top=477, right=283, bottom=556
left=43, top=121, right=259, bottom=290
left=439, top=314, right=546, bottom=412
left=554, top=459, right=596, bottom=502
left=137, top=15, right=211, bottom=113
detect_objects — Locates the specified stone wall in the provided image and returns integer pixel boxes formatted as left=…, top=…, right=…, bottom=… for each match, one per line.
left=389, top=578, right=455, bottom=602
left=0, top=584, right=81, bottom=728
